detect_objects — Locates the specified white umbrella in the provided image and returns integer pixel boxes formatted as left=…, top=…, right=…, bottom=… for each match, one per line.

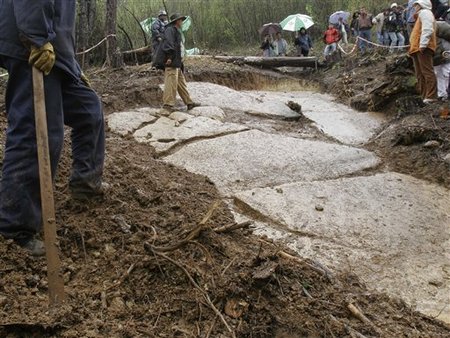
left=280, top=14, right=314, bottom=32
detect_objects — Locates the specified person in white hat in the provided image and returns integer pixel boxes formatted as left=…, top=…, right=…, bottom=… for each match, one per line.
left=409, top=0, right=438, bottom=103
left=385, top=3, right=406, bottom=52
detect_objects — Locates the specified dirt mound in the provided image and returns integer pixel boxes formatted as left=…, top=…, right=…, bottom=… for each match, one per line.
left=1, top=135, right=450, bottom=337
left=0, top=61, right=449, bottom=337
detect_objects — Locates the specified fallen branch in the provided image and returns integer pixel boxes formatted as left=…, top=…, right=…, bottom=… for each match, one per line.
left=150, top=249, right=236, bottom=338
left=277, top=250, right=335, bottom=282
left=105, top=262, right=137, bottom=291
left=329, top=315, right=368, bottom=338
left=348, top=303, right=382, bottom=335
left=145, top=201, right=220, bottom=252
left=214, top=221, right=253, bottom=233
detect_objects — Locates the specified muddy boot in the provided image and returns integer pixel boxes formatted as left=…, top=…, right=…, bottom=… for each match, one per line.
left=70, top=182, right=110, bottom=202
left=187, top=102, right=201, bottom=110
left=159, top=105, right=175, bottom=116
left=21, top=237, right=45, bottom=257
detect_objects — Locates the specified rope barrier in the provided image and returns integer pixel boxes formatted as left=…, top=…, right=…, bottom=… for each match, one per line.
left=76, top=34, right=117, bottom=55
left=337, top=39, right=359, bottom=55
left=357, top=35, right=410, bottom=49
left=336, top=35, right=411, bottom=57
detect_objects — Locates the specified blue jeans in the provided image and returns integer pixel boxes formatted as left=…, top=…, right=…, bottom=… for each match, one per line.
left=323, top=43, right=337, bottom=58
left=383, top=32, right=390, bottom=46
left=358, top=29, right=372, bottom=53
left=388, top=32, right=405, bottom=52
left=0, top=57, right=105, bottom=243
left=376, top=32, right=384, bottom=45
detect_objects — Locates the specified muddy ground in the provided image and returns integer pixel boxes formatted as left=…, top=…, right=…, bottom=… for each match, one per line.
left=0, top=56, right=449, bottom=337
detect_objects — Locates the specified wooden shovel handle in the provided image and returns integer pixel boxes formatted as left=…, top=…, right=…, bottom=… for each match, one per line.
left=32, top=67, right=65, bottom=305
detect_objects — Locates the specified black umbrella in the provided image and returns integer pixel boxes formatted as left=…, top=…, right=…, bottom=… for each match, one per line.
left=258, top=22, right=282, bottom=36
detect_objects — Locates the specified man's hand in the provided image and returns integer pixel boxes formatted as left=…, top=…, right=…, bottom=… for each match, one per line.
left=80, top=72, right=91, bottom=88
left=165, top=58, right=172, bottom=66
left=29, top=42, right=55, bottom=75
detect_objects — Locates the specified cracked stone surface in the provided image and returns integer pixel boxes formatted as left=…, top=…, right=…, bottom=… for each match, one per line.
left=107, top=108, right=158, bottom=136
left=168, top=82, right=303, bottom=120
left=245, top=91, right=386, bottom=144
left=133, top=115, right=248, bottom=154
left=164, top=129, right=380, bottom=193
left=109, top=82, right=448, bottom=322
left=189, top=106, right=226, bottom=121
left=233, top=172, right=450, bottom=322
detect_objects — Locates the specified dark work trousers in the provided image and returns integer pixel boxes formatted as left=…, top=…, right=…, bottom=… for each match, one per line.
left=0, top=56, right=105, bottom=243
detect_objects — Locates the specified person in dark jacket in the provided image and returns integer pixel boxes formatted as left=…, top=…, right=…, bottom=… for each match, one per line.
left=260, top=34, right=275, bottom=57
left=153, top=13, right=199, bottom=113
left=0, top=0, right=105, bottom=255
left=350, top=11, right=361, bottom=37
left=295, top=28, right=313, bottom=56
left=432, top=0, right=449, bottom=19
left=385, top=3, right=406, bottom=52
left=151, top=10, right=168, bottom=53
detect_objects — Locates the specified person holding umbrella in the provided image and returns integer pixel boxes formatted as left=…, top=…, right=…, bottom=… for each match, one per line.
left=336, top=17, right=349, bottom=44
left=260, top=34, right=275, bottom=57
left=330, top=11, right=350, bottom=44
left=295, top=28, right=313, bottom=56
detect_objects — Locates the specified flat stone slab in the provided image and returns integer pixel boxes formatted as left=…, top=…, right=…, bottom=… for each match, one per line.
left=247, top=91, right=386, bottom=144
left=234, top=173, right=450, bottom=322
left=133, top=115, right=248, bottom=154
left=164, top=130, right=379, bottom=193
left=189, top=106, right=226, bottom=121
left=107, top=108, right=158, bottom=136
left=161, top=82, right=302, bottom=120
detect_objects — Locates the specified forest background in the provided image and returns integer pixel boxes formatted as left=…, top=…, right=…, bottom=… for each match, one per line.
left=77, top=0, right=395, bottom=63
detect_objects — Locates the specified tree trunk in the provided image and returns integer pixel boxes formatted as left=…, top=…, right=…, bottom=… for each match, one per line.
left=105, top=0, right=123, bottom=68
left=76, top=0, right=96, bottom=67
left=215, top=56, right=319, bottom=69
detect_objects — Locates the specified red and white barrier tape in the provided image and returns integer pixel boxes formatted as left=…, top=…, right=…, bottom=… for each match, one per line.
left=357, top=35, right=410, bottom=49
left=337, top=41, right=359, bottom=55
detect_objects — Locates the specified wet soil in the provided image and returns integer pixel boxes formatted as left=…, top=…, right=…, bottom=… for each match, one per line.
left=0, top=58, right=449, bottom=337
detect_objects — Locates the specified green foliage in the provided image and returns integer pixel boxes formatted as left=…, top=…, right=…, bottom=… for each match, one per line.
left=78, top=0, right=395, bottom=54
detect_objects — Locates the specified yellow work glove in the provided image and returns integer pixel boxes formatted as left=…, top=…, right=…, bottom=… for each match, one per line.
left=29, top=42, right=55, bottom=75
left=80, top=72, right=91, bottom=87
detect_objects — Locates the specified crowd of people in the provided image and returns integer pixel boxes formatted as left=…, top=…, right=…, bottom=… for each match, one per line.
left=333, top=0, right=450, bottom=103
left=259, top=0, right=450, bottom=104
